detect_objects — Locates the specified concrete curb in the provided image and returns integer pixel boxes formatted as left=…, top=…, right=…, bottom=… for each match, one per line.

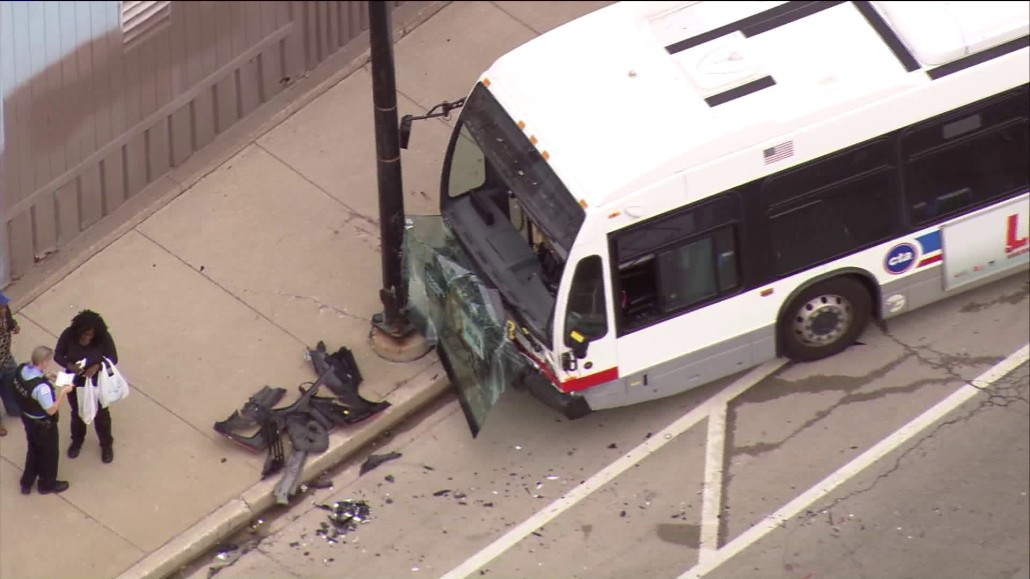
left=117, top=359, right=451, bottom=579
left=4, top=0, right=452, bottom=313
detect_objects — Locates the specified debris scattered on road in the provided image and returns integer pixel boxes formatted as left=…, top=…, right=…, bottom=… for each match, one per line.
left=607, top=443, right=617, bottom=449
left=314, top=500, right=372, bottom=544
left=214, top=544, right=239, bottom=563
left=423, top=465, right=435, bottom=471
left=360, top=451, right=402, bottom=475
left=206, top=540, right=260, bottom=578
left=433, top=489, right=451, bottom=497
left=385, top=474, right=396, bottom=483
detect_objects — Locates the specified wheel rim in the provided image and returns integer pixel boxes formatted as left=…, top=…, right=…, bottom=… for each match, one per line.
left=792, top=293, right=853, bottom=347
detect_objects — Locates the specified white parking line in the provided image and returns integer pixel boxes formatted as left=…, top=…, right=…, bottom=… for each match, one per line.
left=440, top=359, right=787, bottom=579
left=678, top=343, right=1030, bottom=579
left=698, top=404, right=729, bottom=563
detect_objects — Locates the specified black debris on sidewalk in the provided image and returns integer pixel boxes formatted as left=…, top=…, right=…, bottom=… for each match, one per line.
left=360, top=451, right=403, bottom=475
left=213, top=341, right=392, bottom=504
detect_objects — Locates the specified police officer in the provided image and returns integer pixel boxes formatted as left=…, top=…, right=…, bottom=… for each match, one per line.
left=14, top=346, right=74, bottom=495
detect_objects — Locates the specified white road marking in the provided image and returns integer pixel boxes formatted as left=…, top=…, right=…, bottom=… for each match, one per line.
left=678, top=343, right=1030, bottom=579
left=440, top=360, right=787, bottom=579
left=698, top=404, right=729, bottom=563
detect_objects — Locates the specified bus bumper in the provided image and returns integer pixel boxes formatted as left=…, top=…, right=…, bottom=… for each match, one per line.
left=520, top=370, right=593, bottom=420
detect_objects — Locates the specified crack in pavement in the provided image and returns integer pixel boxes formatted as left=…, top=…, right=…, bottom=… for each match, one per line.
left=722, top=324, right=1026, bottom=550
left=766, top=367, right=1027, bottom=579
left=273, top=292, right=367, bottom=322
left=877, top=322, right=1028, bottom=408
left=959, top=280, right=1030, bottom=313
left=732, top=375, right=952, bottom=458
left=729, top=326, right=1024, bottom=465
left=794, top=365, right=1027, bottom=525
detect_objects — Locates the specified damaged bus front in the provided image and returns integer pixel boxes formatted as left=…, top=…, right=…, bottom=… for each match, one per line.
left=404, top=83, right=598, bottom=434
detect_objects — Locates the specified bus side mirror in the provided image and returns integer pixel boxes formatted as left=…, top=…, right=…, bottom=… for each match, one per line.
left=399, top=115, right=414, bottom=149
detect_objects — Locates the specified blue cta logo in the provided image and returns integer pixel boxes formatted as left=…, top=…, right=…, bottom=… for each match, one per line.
left=884, top=243, right=917, bottom=274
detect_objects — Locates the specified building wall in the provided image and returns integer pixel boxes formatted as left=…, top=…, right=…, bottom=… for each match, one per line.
left=0, top=0, right=414, bottom=287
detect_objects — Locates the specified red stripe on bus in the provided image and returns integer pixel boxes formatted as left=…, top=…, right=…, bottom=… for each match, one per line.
left=918, top=254, right=942, bottom=267
left=561, top=367, right=619, bottom=393
left=513, top=341, right=561, bottom=387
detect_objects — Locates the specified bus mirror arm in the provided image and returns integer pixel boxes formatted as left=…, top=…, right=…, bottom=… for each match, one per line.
left=398, top=97, right=467, bottom=149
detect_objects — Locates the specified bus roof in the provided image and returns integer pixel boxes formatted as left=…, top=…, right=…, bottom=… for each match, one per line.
left=482, top=1, right=1030, bottom=211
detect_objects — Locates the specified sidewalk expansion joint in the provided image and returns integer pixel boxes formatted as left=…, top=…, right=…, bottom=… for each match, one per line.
left=489, top=0, right=548, bottom=35
left=133, top=229, right=311, bottom=351
left=253, top=142, right=381, bottom=230
left=274, top=292, right=367, bottom=322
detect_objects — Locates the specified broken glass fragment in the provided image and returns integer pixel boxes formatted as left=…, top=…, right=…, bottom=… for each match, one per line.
left=404, top=215, right=534, bottom=436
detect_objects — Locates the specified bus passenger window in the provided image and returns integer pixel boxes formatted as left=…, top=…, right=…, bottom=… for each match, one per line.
left=902, top=87, right=1028, bottom=225
left=715, top=227, right=739, bottom=291
left=658, top=237, right=717, bottom=311
left=565, top=256, right=608, bottom=340
left=618, top=255, right=659, bottom=324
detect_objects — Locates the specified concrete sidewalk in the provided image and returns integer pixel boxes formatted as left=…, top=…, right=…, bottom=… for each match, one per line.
left=0, top=2, right=611, bottom=578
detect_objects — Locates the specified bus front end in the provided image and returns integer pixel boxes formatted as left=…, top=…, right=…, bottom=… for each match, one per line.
left=403, top=82, right=591, bottom=434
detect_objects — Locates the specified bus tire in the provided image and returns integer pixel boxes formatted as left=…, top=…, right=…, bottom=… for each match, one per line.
left=779, top=276, right=872, bottom=363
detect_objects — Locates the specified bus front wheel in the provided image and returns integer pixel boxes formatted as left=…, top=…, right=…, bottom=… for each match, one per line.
left=779, top=277, right=872, bottom=363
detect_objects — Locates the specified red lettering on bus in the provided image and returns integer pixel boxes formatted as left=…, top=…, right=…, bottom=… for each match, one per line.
left=1006, top=214, right=1028, bottom=254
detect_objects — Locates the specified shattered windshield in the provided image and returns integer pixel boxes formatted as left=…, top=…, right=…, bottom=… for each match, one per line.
left=441, top=84, right=584, bottom=344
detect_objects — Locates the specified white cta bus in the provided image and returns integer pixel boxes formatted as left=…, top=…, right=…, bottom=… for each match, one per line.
left=412, top=1, right=1029, bottom=420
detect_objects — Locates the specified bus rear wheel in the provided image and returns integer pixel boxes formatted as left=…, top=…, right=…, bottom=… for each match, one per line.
left=779, top=277, right=872, bottom=363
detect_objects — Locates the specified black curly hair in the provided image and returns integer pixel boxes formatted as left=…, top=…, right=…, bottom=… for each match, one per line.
left=69, top=309, right=111, bottom=345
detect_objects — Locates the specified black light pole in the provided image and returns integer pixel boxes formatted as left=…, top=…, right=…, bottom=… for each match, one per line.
left=367, top=1, right=429, bottom=361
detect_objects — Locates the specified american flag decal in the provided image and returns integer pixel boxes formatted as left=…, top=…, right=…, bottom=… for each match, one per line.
left=763, top=141, right=794, bottom=165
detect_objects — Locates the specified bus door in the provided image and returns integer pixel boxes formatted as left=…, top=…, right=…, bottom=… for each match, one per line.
left=554, top=249, right=619, bottom=393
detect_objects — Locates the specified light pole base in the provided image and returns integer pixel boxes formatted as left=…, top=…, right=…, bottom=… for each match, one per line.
left=369, top=314, right=432, bottom=363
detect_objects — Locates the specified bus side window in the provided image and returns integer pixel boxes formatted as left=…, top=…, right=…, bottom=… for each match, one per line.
left=658, top=237, right=717, bottom=311
left=904, top=119, right=1028, bottom=223
left=903, top=87, right=1029, bottom=225
left=617, top=226, right=741, bottom=331
left=618, top=255, right=659, bottom=324
left=765, top=139, right=897, bottom=276
left=565, top=255, right=608, bottom=340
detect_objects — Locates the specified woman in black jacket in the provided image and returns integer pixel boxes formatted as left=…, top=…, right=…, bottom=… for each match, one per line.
left=54, top=310, right=119, bottom=463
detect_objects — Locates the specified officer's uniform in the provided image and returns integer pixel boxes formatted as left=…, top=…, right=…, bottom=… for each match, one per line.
left=13, top=364, right=61, bottom=493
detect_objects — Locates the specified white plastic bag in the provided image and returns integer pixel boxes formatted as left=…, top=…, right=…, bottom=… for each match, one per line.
left=76, top=375, right=99, bottom=424
left=97, top=358, right=130, bottom=407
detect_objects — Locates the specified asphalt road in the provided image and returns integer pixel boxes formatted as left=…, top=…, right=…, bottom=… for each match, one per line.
left=184, top=273, right=1029, bottom=579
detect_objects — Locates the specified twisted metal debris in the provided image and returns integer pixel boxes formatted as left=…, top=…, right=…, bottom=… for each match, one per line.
left=213, top=341, right=391, bottom=504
